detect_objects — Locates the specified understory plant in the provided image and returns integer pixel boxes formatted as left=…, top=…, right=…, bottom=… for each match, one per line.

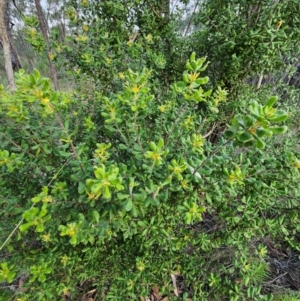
left=0, top=52, right=299, bottom=301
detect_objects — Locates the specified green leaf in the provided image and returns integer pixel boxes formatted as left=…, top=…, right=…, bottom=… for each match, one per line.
left=157, top=138, right=164, bottom=149
left=132, top=193, right=146, bottom=202
left=256, top=128, right=270, bottom=138
left=78, top=182, right=86, bottom=194
left=255, top=138, right=265, bottom=149
left=103, top=185, right=111, bottom=199
left=269, top=126, right=288, bottom=135
left=131, top=203, right=138, bottom=217
left=91, top=183, right=102, bottom=195
left=196, top=76, right=209, bottom=85
left=265, top=96, right=278, bottom=107
left=58, top=151, right=72, bottom=157
left=124, top=198, right=133, bottom=211
left=238, top=132, right=253, bottom=142
left=70, top=235, right=77, bottom=245
left=92, top=210, right=100, bottom=223
left=150, top=197, right=159, bottom=206
left=19, top=222, right=34, bottom=233
left=117, top=193, right=130, bottom=200
left=119, top=143, right=128, bottom=150
left=36, top=223, right=45, bottom=232
left=149, top=142, right=157, bottom=151
left=268, top=113, right=289, bottom=122
left=224, top=130, right=235, bottom=139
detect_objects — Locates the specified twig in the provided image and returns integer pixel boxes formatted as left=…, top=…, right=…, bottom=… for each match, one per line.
left=148, top=0, right=161, bottom=18
left=0, top=132, right=36, bottom=157
left=257, top=71, right=264, bottom=89
left=183, top=0, right=199, bottom=37
left=203, top=123, right=217, bottom=138
left=264, top=272, right=288, bottom=285
left=193, top=139, right=232, bottom=175
left=0, top=156, right=73, bottom=251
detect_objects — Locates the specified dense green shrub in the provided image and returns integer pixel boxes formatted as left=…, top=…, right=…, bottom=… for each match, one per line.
left=0, top=51, right=299, bottom=300
left=1, top=0, right=300, bottom=300
left=189, top=0, right=300, bottom=91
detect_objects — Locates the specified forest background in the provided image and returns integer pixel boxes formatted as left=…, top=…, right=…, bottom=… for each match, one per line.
left=0, top=0, right=300, bottom=300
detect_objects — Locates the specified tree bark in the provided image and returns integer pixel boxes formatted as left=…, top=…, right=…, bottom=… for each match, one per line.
left=0, top=0, right=16, bottom=91
left=5, top=9, right=22, bottom=70
left=34, top=0, right=60, bottom=90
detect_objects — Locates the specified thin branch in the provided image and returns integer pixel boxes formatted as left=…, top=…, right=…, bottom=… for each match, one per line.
left=264, top=272, right=288, bottom=285
left=183, top=0, right=199, bottom=37
left=0, top=155, right=73, bottom=252
left=193, top=139, right=232, bottom=175
left=203, top=123, right=218, bottom=138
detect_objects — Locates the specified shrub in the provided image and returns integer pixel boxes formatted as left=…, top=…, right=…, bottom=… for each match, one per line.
left=0, top=52, right=299, bottom=301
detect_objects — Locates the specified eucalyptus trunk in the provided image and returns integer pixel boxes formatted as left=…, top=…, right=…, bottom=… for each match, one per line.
left=0, top=0, right=16, bottom=91
left=34, top=0, right=60, bottom=90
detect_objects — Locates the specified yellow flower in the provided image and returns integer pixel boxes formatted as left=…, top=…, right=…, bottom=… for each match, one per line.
left=127, top=279, right=134, bottom=290
left=159, top=105, right=167, bottom=112
left=106, top=57, right=111, bottom=65
left=48, top=52, right=55, bottom=61
left=42, top=196, right=53, bottom=203
left=136, top=260, right=145, bottom=271
left=87, top=190, right=101, bottom=200
left=127, top=40, right=133, bottom=47
left=118, top=72, right=125, bottom=79
left=87, top=193, right=95, bottom=200
left=75, top=35, right=88, bottom=42
left=44, top=104, right=54, bottom=115
left=83, top=24, right=89, bottom=32
left=7, top=104, right=18, bottom=112
left=191, top=134, right=204, bottom=153
left=42, top=233, right=51, bottom=242
left=293, top=161, right=300, bottom=168
left=0, top=157, right=8, bottom=165
left=181, top=179, right=189, bottom=190
left=248, top=121, right=260, bottom=135
left=28, top=28, right=37, bottom=37
left=131, top=84, right=141, bottom=94
left=33, top=89, right=43, bottom=99
left=227, top=167, right=245, bottom=186
left=189, top=72, right=200, bottom=82
left=41, top=97, right=50, bottom=105
left=181, top=115, right=195, bottom=130
left=72, top=111, right=78, bottom=116
left=61, top=255, right=70, bottom=266
left=151, top=152, right=161, bottom=161
left=145, top=34, right=153, bottom=43
left=66, top=224, right=77, bottom=237
left=258, top=246, right=268, bottom=257
left=62, top=286, right=69, bottom=295
left=243, top=263, right=250, bottom=271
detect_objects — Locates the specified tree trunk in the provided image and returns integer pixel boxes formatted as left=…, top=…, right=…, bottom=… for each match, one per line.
left=34, top=0, right=60, bottom=90
left=5, top=9, right=22, bottom=70
left=0, top=0, right=16, bottom=91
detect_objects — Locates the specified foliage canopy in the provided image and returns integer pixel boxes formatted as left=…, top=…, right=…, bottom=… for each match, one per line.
left=1, top=0, right=300, bottom=300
